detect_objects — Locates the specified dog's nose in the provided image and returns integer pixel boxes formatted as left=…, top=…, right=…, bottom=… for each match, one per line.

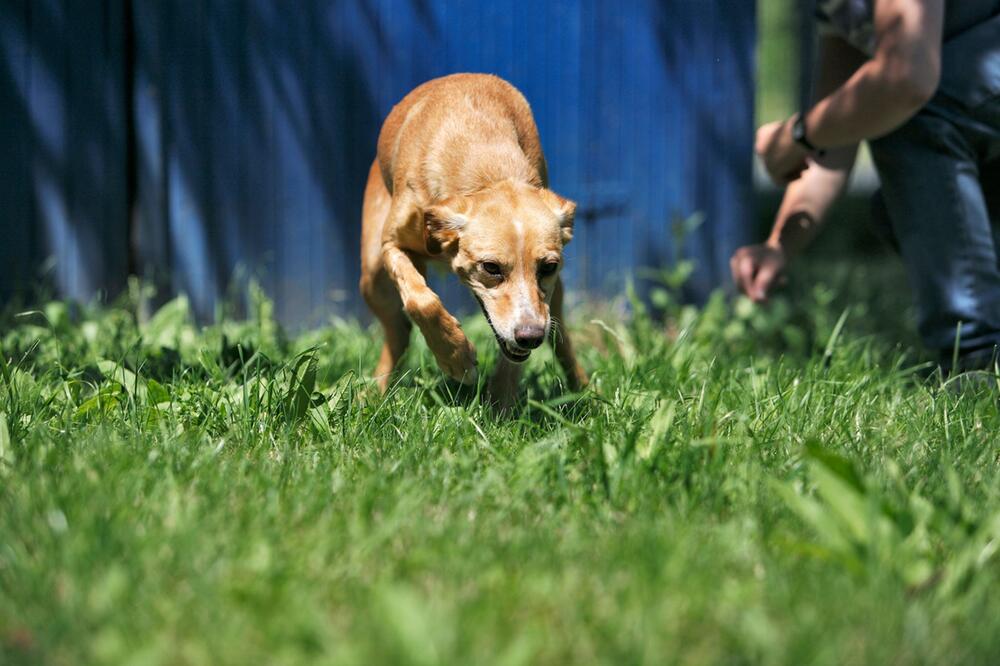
left=514, top=324, right=546, bottom=349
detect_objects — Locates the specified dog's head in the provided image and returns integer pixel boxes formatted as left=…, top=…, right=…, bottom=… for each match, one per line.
left=422, top=180, right=576, bottom=363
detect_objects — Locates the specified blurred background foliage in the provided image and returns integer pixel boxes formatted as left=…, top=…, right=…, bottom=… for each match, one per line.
left=757, top=0, right=801, bottom=125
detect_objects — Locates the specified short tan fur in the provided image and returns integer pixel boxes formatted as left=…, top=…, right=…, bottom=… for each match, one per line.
left=360, top=73, right=587, bottom=408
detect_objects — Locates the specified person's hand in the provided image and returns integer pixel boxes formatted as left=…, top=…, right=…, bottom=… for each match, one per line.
left=756, top=119, right=810, bottom=186
left=730, top=243, right=787, bottom=303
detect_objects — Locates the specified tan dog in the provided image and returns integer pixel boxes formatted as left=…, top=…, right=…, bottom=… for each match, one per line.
left=360, top=73, right=587, bottom=407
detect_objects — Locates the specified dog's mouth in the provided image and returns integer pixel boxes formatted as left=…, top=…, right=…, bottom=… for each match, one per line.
left=475, top=297, right=532, bottom=364
left=498, top=339, right=531, bottom=363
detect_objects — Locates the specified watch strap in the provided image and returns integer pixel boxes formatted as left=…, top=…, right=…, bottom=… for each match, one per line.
left=793, top=113, right=826, bottom=156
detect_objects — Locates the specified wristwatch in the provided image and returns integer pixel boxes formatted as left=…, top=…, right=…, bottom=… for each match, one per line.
left=791, top=113, right=826, bottom=157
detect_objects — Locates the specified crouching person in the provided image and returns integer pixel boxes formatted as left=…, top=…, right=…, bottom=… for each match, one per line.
left=734, top=0, right=1000, bottom=373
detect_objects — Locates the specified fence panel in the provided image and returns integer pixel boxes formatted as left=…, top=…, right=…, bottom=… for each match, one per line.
left=0, top=0, right=128, bottom=304
left=0, top=0, right=756, bottom=323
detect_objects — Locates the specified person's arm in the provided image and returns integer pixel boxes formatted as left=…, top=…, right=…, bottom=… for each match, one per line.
left=758, top=0, right=944, bottom=184
left=807, top=0, right=943, bottom=147
left=732, top=36, right=867, bottom=301
left=732, top=149, right=857, bottom=300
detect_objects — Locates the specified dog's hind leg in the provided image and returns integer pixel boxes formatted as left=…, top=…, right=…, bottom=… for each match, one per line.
left=362, top=270, right=412, bottom=392
left=549, top=277, right=588, bottom=391
left=361, top=159, right=413, bottom=392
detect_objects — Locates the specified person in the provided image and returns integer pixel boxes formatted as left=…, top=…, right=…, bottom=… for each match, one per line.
left=733, top=0, right=1000, bottom=372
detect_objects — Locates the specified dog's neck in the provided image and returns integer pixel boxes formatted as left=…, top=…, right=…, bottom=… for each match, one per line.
left=466, top=142, right=540, bottom=191
left=427, top=141, right=540, bottom=199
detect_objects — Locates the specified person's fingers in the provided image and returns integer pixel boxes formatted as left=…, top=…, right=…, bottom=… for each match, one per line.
left=754, top=132, right=768, bottom=156
left=780, top=159, right=809, bottom=185
left=755, top=122, right=781, bottom=156
left=735, top=254, right=757, bottom=296
left=762, top=157, right=788, bottom=187
left=730, top=252, right=745, bottom=291
left=785, top=168, right=806, bottom=183
left=754, top=126, right=767, bottom=154
left=731, top=254, right=751, bottom=296
left=729, top=254, right=740, bottom=285
left=751, top=261, right=782, bottom=302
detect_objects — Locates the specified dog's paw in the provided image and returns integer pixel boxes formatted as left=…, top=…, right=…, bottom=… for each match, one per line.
left=427, top=325, right=478, bottom=385
left=568, top=364, right=590, bottom=392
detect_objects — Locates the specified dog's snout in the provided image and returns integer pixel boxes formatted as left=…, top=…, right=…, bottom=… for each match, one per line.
left=514, top=324, right=546, bottom=349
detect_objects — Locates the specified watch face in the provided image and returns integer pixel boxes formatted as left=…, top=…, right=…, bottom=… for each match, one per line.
left=792, top=118, right=805, bottom=142
left=792, top=116, right=815, bottom=151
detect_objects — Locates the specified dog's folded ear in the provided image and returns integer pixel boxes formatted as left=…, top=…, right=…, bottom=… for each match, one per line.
left=422, top=199, right=469, bottom=255
left=540, top=189, right=577, bottom=245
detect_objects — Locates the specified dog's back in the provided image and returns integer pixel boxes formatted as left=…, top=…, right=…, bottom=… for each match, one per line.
left=376, top=73, right=548, bottom=201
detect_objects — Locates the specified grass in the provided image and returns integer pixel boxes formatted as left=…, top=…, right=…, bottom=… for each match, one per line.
left=1, top=263, right=999, bottom=666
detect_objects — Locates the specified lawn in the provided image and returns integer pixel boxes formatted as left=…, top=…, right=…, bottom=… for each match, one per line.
left=1, top=265, right=999, bottom=665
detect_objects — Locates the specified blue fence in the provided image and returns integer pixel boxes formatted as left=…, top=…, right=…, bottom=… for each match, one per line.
left=0, top=0, right=756, bottom=324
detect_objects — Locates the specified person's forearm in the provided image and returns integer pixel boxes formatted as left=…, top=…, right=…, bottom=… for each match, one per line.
left=767, top=146, right=857, bottom=256
left=805, top=0, right=944, bottom=149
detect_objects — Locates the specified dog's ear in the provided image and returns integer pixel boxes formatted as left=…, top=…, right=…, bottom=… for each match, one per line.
left=540, top=189, right=577, bottom=245
left=422, top=200, right=469, bottom=255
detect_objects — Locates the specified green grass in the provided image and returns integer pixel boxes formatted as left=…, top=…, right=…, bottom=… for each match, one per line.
left=1, top=265, right=999, bottom=666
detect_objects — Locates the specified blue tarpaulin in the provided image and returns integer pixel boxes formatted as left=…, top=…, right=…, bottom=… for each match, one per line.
left=0, top=0, right=756, bottom=324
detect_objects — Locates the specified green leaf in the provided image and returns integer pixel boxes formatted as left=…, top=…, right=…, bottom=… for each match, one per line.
left=142, top=296, right=191, bottom=349
left=901, top=558, right=935, bottom=588
left=375, top=584, right=441, bottom=666
left=146, top=379, right=171, bottom=405
left=97, top=360, right=146, bottom=399
left=804, top=441, right=865, bottom=493
left=822, top=308, right=850, bottom=365
left=75, top=386, right=122, bottom=417
left=773, top=480, right=854, bottom=556
left=811, top=461, right=871, bottom=546
left=0, top=348, right=13, bottom=397
left=0, top=412, right=11, bottom=468
left=640, top=399, right=676, bottom=461
left=284, top=353, right=317, bottom=422
left=43, top=301, right=70, bottom=329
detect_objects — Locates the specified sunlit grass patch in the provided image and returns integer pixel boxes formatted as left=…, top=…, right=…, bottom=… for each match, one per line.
left=1, top=267, right=998, bottom=665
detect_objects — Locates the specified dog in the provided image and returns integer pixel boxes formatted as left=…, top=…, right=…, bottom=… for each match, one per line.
left=359, top=73, right=588, bottom=408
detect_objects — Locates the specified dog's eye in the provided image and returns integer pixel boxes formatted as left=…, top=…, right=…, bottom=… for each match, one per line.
left=538, top=261, right=560, bottom=277
left=481, top=262, right=503, bottom=277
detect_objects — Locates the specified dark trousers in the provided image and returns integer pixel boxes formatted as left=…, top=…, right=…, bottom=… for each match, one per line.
left=868, top=15, right=1000, bottom=367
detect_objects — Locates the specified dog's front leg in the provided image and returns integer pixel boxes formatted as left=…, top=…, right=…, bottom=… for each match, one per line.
left=382, top=244, right=478, bottom=384
left=487, top=357, right=524, bottom=412
left=550, top=277, right=588, bottom=391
